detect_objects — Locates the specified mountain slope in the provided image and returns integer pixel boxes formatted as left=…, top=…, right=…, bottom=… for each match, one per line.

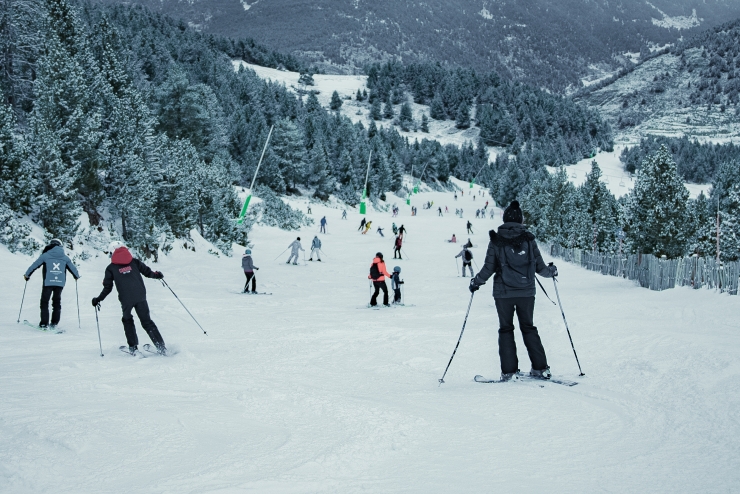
left=577, top=18, right=740, bottom=141
left=94, top=0, right=740, bottom=92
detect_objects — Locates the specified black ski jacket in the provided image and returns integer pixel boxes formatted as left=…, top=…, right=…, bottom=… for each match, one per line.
left=96, top=249, right=159, bottom=307
left=472, top=223, right=553, bottom=298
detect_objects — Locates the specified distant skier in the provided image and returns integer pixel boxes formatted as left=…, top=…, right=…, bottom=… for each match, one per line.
left=358, top=217, right=366, bottom=232
left=445, top=206, right=449, bottom=213
left=241, top=248, right=259, bottom=293
left=394, top=235, right=403, bottom=259
left=468, top=200, right=558, bottom=381
left=377, top=226, right=385, bottom=237
left=455, top=244, right=474, bottom=277
left=391, top=266, right=404, bottom=304
left=448, top=234, right=457, bottom=243
left=454, top=193, right=458, bottom=201
left=309, top=236, right=322, bottom=261
left=368, top=252, right=391, bottom=307
left=91, top=243, right=166, bottom=355
left=392, top=223, right=398, bottom=235
left=307, top=205, right=312, bottom=214
left=438, top=207, right=443, bottom=217
left=398, top=224, right=407, bottom=239
left=467, top=220, right=473, bottom=234
left=23, top=238, right=80, bottom=328
left=286, top=237, right=304, bottom=265
left=342, top=210, right=347, bottom=220
left=320, top=216, right=327, bottom=234
left=362, top=221, right=372, bottom=235
left=465, top=238, right=473, bottom=249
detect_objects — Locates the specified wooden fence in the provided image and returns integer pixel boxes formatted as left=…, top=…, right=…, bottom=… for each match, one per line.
left=547, top=244, right=740, bottom=295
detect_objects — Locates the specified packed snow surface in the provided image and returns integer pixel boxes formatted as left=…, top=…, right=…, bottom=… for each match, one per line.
left=2, top=184, right=739, bottom=492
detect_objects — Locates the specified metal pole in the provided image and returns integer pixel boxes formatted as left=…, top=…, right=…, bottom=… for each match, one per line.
left=438, top=292, right=475, bottom=385
left=249, top=125, right=274, bottom=192
left=94, top=304, right=104, bottom=357
left=17, top=280, right=28, bottom=323
left=273, top=246, right=290, bottom=261
left=75, top=279, right=81, bottom=329
left=455, top=257, right=459, bottom=276
left=551, top=276, right=585, bottom=376
left=160, top=279, right=208, bottom=335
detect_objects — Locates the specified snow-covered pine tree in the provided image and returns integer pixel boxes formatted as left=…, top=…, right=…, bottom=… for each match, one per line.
left=421, top=113, right=429, bottom=133
left=330, top=90, right=342, bottom=111
left=627, top=145, right=690, bottom=258
left=308, top=141, right=333, bottom=201
left=398, top=101, right=413, bottom=131
left=370, top=97, right=382, bottom=120
left=0, top=98, right=33, bottom=213
left=430, top=92, right=446, bottom=120
left=455, top=102, right=470, bottom=129
left=158, top=137, right=200, bottom=238
left=383, top=93, right=394, bottom=119
left=271, top=118, right=306, bottom=191
left=579, top=161, right=618, bottom=251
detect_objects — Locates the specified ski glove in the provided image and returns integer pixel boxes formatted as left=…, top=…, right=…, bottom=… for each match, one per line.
left=153, top=271, right=164, bottom=279
left=549, top=264, right=558, bottom=277
left=468, top=279, right=480, bottom=293
left=23, top=275, right=29, bottom=281
left=91, top=297, right=100, bottom=307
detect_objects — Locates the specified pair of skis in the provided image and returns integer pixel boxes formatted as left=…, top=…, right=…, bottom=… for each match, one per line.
left=119, top=344, right=171, bottom=358
left=22, top=320, right=65, bottom=334
left=473, top=374, right=578, bottom=387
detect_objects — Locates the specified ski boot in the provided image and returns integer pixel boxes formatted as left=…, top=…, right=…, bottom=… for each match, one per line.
left=155, top=344, right=168, bottom=356
left=529, top=367, right=552, bottom=380
left=500, top=370, right=520, bottom=382
left=127, top=345, right=138, bottom=355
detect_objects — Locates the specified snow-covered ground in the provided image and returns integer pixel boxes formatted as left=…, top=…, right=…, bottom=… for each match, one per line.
left=2, top=183, right=739, bottom=492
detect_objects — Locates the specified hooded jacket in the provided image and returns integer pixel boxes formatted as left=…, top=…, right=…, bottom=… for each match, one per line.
left=289, top=240, right=304, bottom=254
left=96, top=247, right=159, bottom=307
left=312, top=237, right=322, bottom=249
left=368, top=257, right=391, bottom=282
left=25, top=245, right=79, bottom=287
left=455, top=246, right=473, bottom=263
left=241, top=255, right=257, bottom=272
left=472, top=223, right=553, bottom=298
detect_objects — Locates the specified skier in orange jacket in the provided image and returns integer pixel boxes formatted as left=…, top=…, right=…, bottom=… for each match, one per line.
left=368, top=252, right=391, bottom=307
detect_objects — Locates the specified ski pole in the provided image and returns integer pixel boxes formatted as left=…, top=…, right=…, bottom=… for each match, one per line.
left=273, top=246, right=290, bottom=261
left=160, top=279, right=208, bottom=335
left=551, top=273, right=585, bottom=376
left=401, top=248, right=411, bottom=260
left=17, top=279, right=28, bottom=323
left=94, top=304, right=104, bottom=357
left=438, top=292, right=475, bottom=385
left=75, top=278, right=81, bottom=329
left=455, top=257, right=459, bottom=276
left=473, top=259, right=480, bottom=273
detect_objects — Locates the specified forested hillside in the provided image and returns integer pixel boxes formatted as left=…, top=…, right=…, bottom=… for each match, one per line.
left=94, top=0, right=740, bottom=92
left=0, top=0, right=615, bottom=258
left=578, top=18, right=740, bottom=139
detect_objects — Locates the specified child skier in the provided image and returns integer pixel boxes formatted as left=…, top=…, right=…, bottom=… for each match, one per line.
left=286, top=237, right=304, bottom=264
left=91, top=243, right=166, bottom=355
left=310, top=236, right=322, bottom=261
left=368, top=252, right=391, bottom=307
left=456, top=245, right=474, bottom=277
left=23, top=239, right=80, bottom=328
left=391, top=266, right=404, bottom=304
left=468, top=200, right=558, bottom=381
left=241, top=249, right=259, bottom=293
left=448, top=234, right=457, bottom=243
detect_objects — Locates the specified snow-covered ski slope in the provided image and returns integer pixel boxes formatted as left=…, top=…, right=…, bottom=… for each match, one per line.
left=2, top=183, right=739, bottom=493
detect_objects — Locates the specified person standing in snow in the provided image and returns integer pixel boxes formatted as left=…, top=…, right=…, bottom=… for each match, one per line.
left=286, top=237, right=304, bottom=265
left=468, top=200, right=558, bottom=381
left=320, top=216, right=327, bottom=234
left=307, top=205, right=312, bottom=214
left=398, top=224, right=407, bottom=239
left=91, top=243, right=167, bottom=355
left=467, top=220, right=473, bottom=234
left=393, top=234, right=403, bottom=259
left=309, top=236, right=322, bottom=261
left=392, top=223, right=398, bottom=235
left=455, top=244, right=474, bottom=277
left=358, top=217, right=366, bottom=232
left=342, top=210, right=347, bottom=220
left=438, top=206, right=443, bottom=217
left=23, top=239, right=80, bottom=328
left=368, top=252, right=391, bottom=307
left=241, top=249, right=259, bottom=293
left=390, top=266, right=404, bottom=304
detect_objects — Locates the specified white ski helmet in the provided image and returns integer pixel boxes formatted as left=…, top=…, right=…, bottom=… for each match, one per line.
left=108, top=240, right=125, bottom=253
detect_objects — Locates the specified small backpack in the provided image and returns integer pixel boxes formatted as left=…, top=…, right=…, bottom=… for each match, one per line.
left=464, top=249, right=472, bottom=261
left=369, top=262, right=381, bottom=280
left=498, top=241, right=535, bottom=290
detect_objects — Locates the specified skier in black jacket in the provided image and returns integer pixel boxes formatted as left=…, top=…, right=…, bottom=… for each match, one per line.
left=468, top=201, right=557, bottom=381
left=92, top=244, right=167, bottom=355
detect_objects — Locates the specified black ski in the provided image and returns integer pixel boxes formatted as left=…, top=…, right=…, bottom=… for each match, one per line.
left=241, top=291, right=273, bottom=295
left=474, top=374, right=578, bottom=387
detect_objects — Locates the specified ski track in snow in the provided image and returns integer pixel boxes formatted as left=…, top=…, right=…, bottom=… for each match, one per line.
left=1, top=181, right=739, bottom=492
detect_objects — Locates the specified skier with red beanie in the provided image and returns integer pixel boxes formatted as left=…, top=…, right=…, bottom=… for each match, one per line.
left=92, top=242, right=167, bottom=355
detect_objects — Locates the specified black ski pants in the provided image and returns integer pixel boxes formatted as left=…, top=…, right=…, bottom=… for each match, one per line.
left=121, top=300, right=165, bottom=349
left=394, top=247, right=402, bottom=259
left=462, top=261, right=473, bottom=277
left=494, top=296, right=548, bottom=374
left=244, top=271, right=256, bottom=293
left=393, top=288, right=402, bottom=303
left=370, top=280, right=389, bottom=306
left=40, top=286, right=63, bottom=326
